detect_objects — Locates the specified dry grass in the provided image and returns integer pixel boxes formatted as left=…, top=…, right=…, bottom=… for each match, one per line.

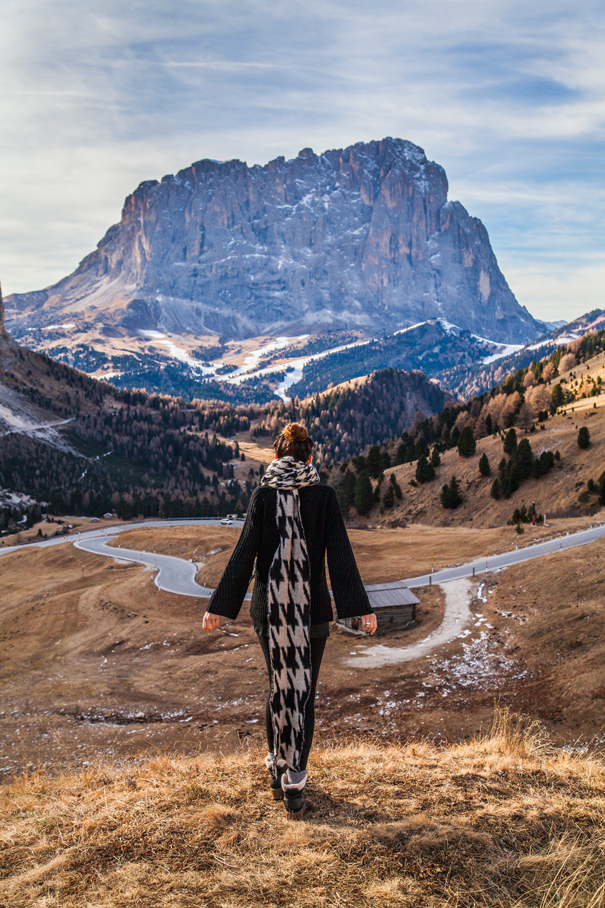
left=1, top=708, right=603, bottom=908
left=375, top=376, right=605, bottom=528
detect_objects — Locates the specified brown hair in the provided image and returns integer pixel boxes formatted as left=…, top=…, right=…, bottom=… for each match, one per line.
left=273, top=423, right=314, bottom=463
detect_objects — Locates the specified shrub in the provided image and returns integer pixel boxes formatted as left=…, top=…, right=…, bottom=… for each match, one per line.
left=532, top=450, right=555, bottom=479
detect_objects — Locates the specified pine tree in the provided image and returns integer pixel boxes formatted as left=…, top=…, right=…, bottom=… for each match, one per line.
left=366, top=446, right=382, bottom=478
left=503, top=428, right=517, bottom=455
left=457, top=425, right=476, bottom=457
left=448, top=475, right=462, bottom=508
left=416, top=455, right=435, bottom=484
left=491, top=478, right=501, bottom=500
left=342, top=469, right=357, bottom=506
left=516, top=438, right=534, bottom=480
left=599, top=473, right=605, bottom=506
left=578, top=426, right=590, bottom=449
left=380, top=450, right=391, bottom=470
left=441, top=475, right=462, bottom=509
left=382, top=485, right=395, bottom=508
left=354, top=470, right=373, bottom=516
left=431, top=448, right=441, bottom=468
left=550, top=383, right=565, bottom=413
left=390, top=473, right=403, bottom=499
left=440, top=482, right=451, bottom=509
left=479, top=453, right=491, bottom=476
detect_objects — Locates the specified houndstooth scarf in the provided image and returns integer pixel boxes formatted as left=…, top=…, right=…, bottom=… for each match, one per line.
left=261, top=455, right=320, bottom=772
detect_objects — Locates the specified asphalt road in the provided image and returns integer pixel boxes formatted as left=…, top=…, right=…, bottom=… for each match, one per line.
left=404, top=522, right=605, bottom=588
left=2, top=518, right=605, bottom=597
left=0, top=518, right=242, bottom=559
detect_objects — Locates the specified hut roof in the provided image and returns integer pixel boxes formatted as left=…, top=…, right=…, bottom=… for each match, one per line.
left=365, top=581, right=420, bottom=610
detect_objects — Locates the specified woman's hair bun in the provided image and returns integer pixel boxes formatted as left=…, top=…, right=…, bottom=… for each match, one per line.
left=283, top=423, right=308, bottom=443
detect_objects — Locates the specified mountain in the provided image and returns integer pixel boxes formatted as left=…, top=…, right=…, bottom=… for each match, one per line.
left=0, top=292, right=243, bottom=528
left=284, top=319, right=513, bottom=399
left=5, top=138, right=540, bottom=344
left=439, top=308, right=605, bottom=400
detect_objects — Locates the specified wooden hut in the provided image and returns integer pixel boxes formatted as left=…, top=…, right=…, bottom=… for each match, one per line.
left=337, top=581, right=420, bottom=635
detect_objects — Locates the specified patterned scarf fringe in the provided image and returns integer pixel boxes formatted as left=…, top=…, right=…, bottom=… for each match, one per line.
left=261, top=456, right=319, bottom=771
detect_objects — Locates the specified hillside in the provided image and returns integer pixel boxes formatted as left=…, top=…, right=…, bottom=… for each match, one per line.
left=441, top=308, right=605, bottom=400
left=2, top=716, right=604, bottom=908
left=334, top=334, right=605, bottom=528
left=251, top=368, right=450, bottom=464
left=0, top=295, right=246, bottom=529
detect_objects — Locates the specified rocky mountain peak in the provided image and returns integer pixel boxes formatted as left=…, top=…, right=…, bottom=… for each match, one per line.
left=6, top=138, right=540, bottom=344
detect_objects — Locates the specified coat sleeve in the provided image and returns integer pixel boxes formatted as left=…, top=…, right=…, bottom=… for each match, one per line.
left=325, top=488, right=373, bottom=620
left=206, top=489, right=263, bottom=620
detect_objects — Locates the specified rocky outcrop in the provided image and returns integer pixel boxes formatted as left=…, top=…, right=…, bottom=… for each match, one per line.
left=6, top=139, right=540, bottom=343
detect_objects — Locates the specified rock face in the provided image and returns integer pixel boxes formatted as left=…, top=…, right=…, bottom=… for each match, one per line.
left=6, top=138, right=540, bottom=343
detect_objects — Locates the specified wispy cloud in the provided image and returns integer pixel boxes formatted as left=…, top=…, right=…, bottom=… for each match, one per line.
left=0, top=0, right=603, bottom=322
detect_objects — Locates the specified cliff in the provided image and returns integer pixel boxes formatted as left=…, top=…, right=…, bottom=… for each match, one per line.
left=6, top=138, right=540, bottom=343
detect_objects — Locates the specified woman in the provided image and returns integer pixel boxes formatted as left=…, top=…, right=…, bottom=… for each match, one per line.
left=202, top=424, right=376, bottom=819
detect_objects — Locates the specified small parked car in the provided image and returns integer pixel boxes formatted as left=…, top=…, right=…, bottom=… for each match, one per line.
left=220, top=518, right=233, bottom=526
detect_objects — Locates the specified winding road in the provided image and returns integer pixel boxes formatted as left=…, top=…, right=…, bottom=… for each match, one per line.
left=2, top=518, right=605, bottom=594
left=3, top=518, right=605, bottom=666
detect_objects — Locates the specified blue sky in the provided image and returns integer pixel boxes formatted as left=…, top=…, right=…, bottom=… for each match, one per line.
left=0, top=0, right=603, bottom=322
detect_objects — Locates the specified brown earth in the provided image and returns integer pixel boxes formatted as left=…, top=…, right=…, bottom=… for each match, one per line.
left=1, top=524, right=603, bottom=781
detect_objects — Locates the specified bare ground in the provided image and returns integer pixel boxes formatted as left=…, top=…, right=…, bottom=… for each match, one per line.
left=1, top=525, right=604, bottom=780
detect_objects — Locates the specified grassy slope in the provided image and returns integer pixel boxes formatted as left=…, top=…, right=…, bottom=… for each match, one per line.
left=1, top=711, right=604, bottom=908
left=367, top=353, right=605, bottom=529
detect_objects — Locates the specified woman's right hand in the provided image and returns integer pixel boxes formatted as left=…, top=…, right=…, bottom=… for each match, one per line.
left=360, top=614, right=377, bottom=635
left=202, top=611, right=221, bottom=632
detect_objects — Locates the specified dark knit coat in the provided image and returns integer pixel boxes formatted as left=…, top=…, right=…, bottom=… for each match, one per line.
left=207, top=484, right=372, bottom=625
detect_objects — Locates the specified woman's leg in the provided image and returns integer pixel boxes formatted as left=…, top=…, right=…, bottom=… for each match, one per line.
left=256, top=633, right=274, bottom=755
left=258, top=632, right=326, bottom=769
left=300, top=637, right=327, bottom=771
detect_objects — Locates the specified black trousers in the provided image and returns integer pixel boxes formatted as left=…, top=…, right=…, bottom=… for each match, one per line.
left=256, top=634, right=327, bottom=772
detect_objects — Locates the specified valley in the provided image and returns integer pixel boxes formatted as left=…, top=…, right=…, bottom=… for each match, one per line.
left=1, top=516, right=604, bottom=782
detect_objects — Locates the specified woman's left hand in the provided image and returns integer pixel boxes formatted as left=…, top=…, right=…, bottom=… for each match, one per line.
left=202, top=611, right=221, bottom=632
left=360, top=614, right=377, bottom=635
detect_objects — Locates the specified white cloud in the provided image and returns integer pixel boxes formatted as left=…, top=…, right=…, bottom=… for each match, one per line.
left=504, top=260, right=605, bottom=321
left=0, top=0, right=603, bottom=327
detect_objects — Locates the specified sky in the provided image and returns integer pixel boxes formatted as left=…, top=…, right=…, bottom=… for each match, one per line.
left=0, top=0, right=603, bottom=323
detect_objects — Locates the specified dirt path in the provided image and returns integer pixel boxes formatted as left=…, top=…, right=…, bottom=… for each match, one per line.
left=345, top=578, right=473, bottom=668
